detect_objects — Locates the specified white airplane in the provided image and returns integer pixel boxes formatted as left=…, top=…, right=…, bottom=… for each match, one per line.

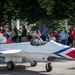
left=0, top=32, right=75, bottom=72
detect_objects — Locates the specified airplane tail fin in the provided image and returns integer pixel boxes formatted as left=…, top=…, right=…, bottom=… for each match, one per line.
left=0, top=29, right=13, bottom=44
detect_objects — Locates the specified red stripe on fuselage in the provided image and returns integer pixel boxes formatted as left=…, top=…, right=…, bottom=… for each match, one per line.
left=66, top=50, right=75, bottom=58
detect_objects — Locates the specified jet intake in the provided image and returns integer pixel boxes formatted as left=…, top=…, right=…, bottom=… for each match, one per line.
left=47, top=56, right=56, bottom=61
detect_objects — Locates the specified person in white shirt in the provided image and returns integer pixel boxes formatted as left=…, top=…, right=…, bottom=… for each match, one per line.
left=48, top=32, right=56, bottom=41
left=6, top=28, right=12, bottom=40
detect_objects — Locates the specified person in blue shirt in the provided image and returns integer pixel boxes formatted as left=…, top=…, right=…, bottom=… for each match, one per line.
left=42, top=25, right=49, bottom=41
left=60, top=27, right=68, bottom=45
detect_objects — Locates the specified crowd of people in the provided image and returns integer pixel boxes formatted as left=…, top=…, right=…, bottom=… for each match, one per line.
left=0, top=24, right=75, bottom=47
left=31, top=25, right=75, bottom=47
left=0, top=25, right=27, bottom=43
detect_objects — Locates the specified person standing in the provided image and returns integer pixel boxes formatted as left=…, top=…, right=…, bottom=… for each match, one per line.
left=49, top=32, right=56, bottom=41
left=7, top=28, right=12, bottom=41
left=72, top=26, right=75, bottom=47
left=13, top=26, right=18, bottom=42
left=54, top=31, right=60, bottom=42
left=12, top=29, right=17, bottom=43
left=21, top=26, right=27, bottom=42
left=42, top=24, right=49, bottom=41
left=18, top=30, right=22, bottom=42
left=67, top=32, right=73, bottom=46
left=60, top=27, right=68, bottom=45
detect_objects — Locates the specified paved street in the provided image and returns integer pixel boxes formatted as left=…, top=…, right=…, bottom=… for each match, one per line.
left=0, top=58, right=75, bottom=75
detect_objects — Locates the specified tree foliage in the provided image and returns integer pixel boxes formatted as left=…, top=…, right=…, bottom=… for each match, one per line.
left=39, top=0, right=75, bottom=20
left=0, top=0, right=75, bottom=27
left=38, top=0, right=54, bottom=15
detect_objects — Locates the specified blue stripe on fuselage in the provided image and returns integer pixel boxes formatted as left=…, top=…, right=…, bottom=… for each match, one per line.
left=0, top=53, right=3, bottom=54
left=53, top=46, right=72, bottom=57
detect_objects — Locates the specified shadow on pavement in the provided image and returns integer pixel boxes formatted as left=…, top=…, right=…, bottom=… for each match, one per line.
left=0, top=64, right=52, bottom=75
left=67, top=67, right=75, bottom=70
left=53, top=58, right=75, bottom=62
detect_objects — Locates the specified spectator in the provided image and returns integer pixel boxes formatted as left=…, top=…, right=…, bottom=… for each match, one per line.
left=50, top=28, right=54, bottom=34
left=54, top=31, right=60, bottom=42
left=72, top=26, right=75, bottom=39
left=13, top=26, right=18, bottom=42
left=60, top=27, right=68, bottom=45
left=67, top=32, right=73, bottom=46
left=73, top=40, right=75, bottom=48
left=7, top=28, right=12, bottom=40
left=72, top=26, right=75, bottom=47
left=18, top=30, right=22, bottom=42
left=27, top=33, right=32, bottom=41
left=21, top=26, right=27, bottom=42
left=42, top=24, right=49, bottom=41
left=69, top=25, right=73, bottom=34
left=48, top=32, right=56, bottom=41
left=12, top=29, right=17, bottom=43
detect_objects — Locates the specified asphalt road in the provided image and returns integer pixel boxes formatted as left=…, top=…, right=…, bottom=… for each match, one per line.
left=0, top=58, right=75, bottom=75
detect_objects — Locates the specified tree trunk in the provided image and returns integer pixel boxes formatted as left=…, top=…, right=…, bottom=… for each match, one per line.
left=8, top=19, right=12, bottom=28
left=39, top=18, right=44, bottom=32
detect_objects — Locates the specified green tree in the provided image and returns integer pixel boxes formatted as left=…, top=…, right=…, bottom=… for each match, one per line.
left=4, top=0, right=48, bottom=30
left=0, top=0, right=7, bottom=26
left=39, top=0, right=75, bottom=20
left=1, top=0, right=75, bottom=30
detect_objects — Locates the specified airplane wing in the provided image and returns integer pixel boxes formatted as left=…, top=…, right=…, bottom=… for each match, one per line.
left=0, top=49, right=24, bottom=62
left=0, top=46, right=57, bottom=63
left=0, top=49, right=21, bottom=55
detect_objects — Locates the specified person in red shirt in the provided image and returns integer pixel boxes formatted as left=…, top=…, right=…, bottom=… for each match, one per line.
left=54, top=31, right=60, bottom=42
left=72, top=26, right=75, bottom=47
